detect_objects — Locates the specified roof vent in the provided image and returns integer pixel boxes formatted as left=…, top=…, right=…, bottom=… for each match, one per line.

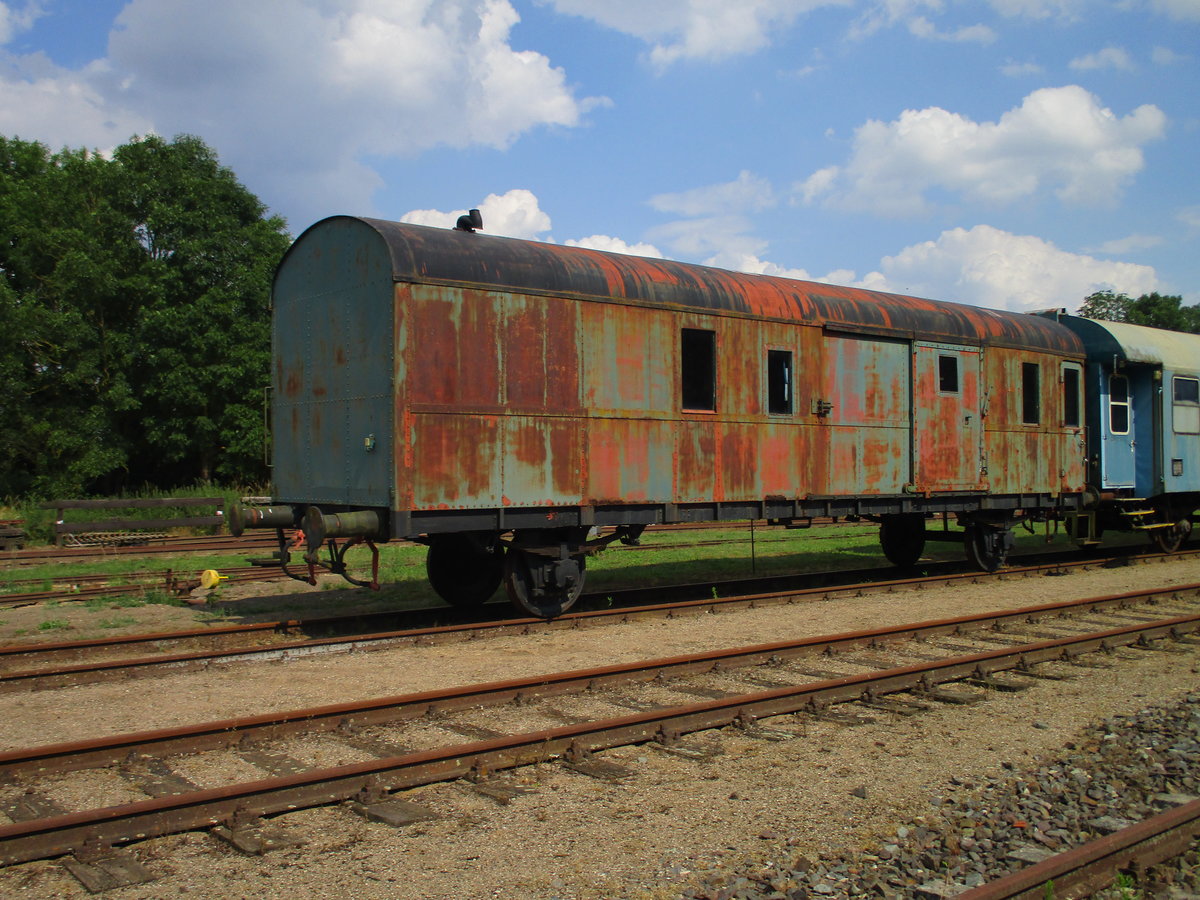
left=455, top=209, right=483, bottom=232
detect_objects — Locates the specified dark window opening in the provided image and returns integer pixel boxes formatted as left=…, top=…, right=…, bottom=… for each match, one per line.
left=1062, top=366, right=1081, bottom=427
left=681, top=328, right=716, bottom=411
left=767, top=349, right=793, bottom=415
left=1175, top=376, right=1199, bottom=404
left=938, top=354, right=959, bottom=393
left=1021, top=362, right=1041, bottom=424
left=1109, top=374, right=1130, bottom=434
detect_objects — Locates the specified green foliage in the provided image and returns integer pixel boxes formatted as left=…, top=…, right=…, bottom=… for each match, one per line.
left=1078, top=290, right=1200, bottom=333
left=0, top=134, right=291, bottom=498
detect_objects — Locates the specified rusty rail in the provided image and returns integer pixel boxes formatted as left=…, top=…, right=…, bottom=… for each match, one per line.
left=2, top=577, right=1198, bottom=693
left=959, top=798, right=1200, bottom=899
left=0, top=611, right=1197, bottom=865
left=0, top=566, right=297, bottom=610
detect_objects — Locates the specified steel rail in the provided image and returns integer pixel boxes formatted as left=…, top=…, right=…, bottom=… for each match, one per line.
left=958, top=798, right=1200, bottom=899
left=0, top=533, right=278, bottom=564
left=0, top=567, right=296, bottom=610
left=6, top=597, right=1197, bottom=775
left=0, top=613, right=1197, bottom=866
left=0, top=564, right=286, bottom=591
left=2, top=568, right=1199, bottom=693
left=3, top=574, right=1199, bottom=693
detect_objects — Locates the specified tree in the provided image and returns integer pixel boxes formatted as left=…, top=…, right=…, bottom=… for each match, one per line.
left=1077, top=290, right=1200, bottom=334
left=1077, top=289, right=1133, bottom=323
left=111, top=135, right=291, bottom=485
left=0, top=134, right=290, bottom=497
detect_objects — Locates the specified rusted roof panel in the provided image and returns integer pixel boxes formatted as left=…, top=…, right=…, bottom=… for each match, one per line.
left=284, top=216, right=1082, bottom=354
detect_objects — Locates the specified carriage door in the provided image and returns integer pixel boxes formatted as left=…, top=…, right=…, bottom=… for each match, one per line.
left=912, top=343, right=983, bottom=491
left=1101, top=370, right=1136, bottom=489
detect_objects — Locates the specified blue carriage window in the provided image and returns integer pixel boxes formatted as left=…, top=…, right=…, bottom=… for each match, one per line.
left=1173, top=376, right=1199, bottom=434
left=1109, top=374, right=1130, bottom=435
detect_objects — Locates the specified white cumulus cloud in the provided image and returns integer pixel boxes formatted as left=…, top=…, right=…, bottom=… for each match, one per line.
left=1151, top=0, right=1200, bottom=21
left=1085, top=234, right=1164, bottom=255
left=984, top=0, right=1081, bottom=18
left=798, top=86, right=1167, bottom=216
left=0, top=1, right=40, bottom=45
left=907, top=16, right=997, bottom=43
left=0, top=0, right=600, bottom=228
left=650, top=170, right=776, bottom=217
left=542, top=0, right=846, bottom=67
left=564, top=235, right=665, bottom=258
left=843, top=225, right=1160, bottom=312
left=645, top=171, right=779, bottom=262
left=402, top=190, right=664, bottom=256
left=402, top=189, right=552, bottom=240
left=1069, top=46, right=1135, bottom=71
left=1151, top=46, right=1187, bottom=64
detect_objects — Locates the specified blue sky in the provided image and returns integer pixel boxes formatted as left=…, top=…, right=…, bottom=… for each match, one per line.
left=1, top=0, right=1197, bottom=313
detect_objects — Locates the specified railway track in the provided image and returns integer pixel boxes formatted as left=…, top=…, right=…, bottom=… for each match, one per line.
left=0, top=596, right=1196, bottom=874
left=2, top=548, right=1197, bottom=692
left=958, top=797, right=1200, bottom=899
left=0, top=533, right=278, bottom=565
left=0, top=564, right=304, bottom=609
left=0, top=520, right=845, bottom=569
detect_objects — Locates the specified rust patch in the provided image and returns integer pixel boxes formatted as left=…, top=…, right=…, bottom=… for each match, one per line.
left=677, top=420, right=719, bottom=502
left=410, top=414, right=500, bottom=509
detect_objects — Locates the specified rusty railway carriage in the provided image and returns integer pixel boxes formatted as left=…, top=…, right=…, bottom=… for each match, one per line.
left=232, top=214, right=1090, bottom=617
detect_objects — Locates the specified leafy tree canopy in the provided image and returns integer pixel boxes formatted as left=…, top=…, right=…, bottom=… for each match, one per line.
left=1078, top=289, right=1200, bottom=333
left=0, top=134, right=291, bottom=498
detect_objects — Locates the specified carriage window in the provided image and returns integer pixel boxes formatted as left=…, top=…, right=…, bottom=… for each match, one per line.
left=1173, top=376, right=1200, bottom=434
left=681, top=328, right=716, bottom=411
left=938, top=355, right=959, bottom=393
left=767, top=349, right=793, bottom=415
left=1062, top=365, right=1081, bottom=427
left=1109, top=374, right=1130, bottom=435
left=1021, top=362, right=1040, bottom=424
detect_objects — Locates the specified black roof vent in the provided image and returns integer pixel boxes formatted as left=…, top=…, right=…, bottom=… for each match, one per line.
left=455, top=209, right=483, bottom=232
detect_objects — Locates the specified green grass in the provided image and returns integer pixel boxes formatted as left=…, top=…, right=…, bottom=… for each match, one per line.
left=83, top=596, right=146, bottom=611
left=0, top=517, right=1156, bottom=627
left=0, top=551, right=259, bottom=592
left=37, top=619, right=71, bottom=631
left=1, top=484, right=258, bottom=545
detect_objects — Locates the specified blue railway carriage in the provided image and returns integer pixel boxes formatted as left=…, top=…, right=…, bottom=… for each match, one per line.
left=1047, top=313, right=1200, bottom=552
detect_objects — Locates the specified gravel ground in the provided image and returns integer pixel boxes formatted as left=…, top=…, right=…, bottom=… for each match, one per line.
left=0, top=557, right=1198, bottom=899
left=679, top=695, right=1200, bottom=899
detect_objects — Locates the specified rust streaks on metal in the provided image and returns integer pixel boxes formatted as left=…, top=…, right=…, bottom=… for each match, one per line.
left=363, top=218, right=1085, bottom=354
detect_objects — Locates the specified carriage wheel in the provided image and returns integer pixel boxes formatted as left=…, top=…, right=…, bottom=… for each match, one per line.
left=964, top=524, right=1011, bottom=572
left=426, top=534, right=504, bottom=608
left=504, top=544, right=587, bottom=619
left=1150, top=517, right=1192, bottom=554
left=879, top=514, right=926, bottom=567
